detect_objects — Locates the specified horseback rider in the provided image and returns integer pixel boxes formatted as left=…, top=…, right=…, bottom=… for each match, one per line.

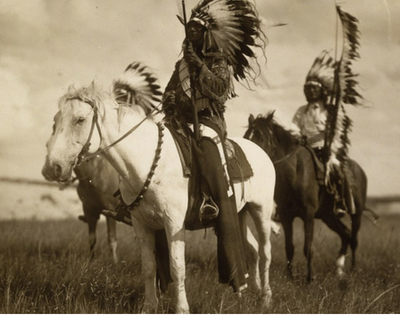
left=292, top=51, right=355, bottom=216
left=162, top=0, right=267, bottom=293
left=162, top=17, right=231, bottom=221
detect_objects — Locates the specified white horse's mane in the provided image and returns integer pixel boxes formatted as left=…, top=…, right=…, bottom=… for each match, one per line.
left=59, top=82, right=147, bottom=126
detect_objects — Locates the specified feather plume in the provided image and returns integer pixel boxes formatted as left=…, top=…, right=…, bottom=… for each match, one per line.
left=113, top=62, right=162, bottom=114
left=324, top=5, right=362, bottom=181
left=336, top=5, right=362, bottom=106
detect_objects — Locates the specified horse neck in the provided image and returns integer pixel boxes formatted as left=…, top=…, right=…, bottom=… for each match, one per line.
left=98, top=104, right=159, bottom=192
left=270, top=126, right=299, bottom=162
left=75, top=156, right=119, bottom=189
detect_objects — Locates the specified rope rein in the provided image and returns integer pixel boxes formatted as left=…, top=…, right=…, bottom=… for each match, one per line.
left=79, top=101, right=162, bottom=165
left=72, top=97, right=164, bottom=211
left=273, top=147, right=299, bottom=165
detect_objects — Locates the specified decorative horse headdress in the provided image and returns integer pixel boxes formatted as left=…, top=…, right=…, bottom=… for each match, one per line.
left=113, top=62, right=162, bottom=114
left=187, top=0, right=267, bottom=82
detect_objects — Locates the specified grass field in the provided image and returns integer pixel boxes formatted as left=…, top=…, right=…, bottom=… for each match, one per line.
left=0, top=208, right=399, bottom=313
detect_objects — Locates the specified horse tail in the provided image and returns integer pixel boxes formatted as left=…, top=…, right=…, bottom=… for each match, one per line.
left=271, top=220, right=281, bottom=236
left=362, top=207, right=380, bottom=225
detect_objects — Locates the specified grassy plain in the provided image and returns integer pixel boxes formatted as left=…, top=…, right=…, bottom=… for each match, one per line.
left=0, top=209, right=399, bottom=313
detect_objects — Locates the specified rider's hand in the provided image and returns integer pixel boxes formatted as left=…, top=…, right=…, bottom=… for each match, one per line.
left=184, top=42, right=203, bottom=69
left=163, top=91, right=176, bottom=107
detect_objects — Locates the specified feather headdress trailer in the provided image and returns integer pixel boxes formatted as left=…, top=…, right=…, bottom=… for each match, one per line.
left=324, top=5, right=363, bottom=181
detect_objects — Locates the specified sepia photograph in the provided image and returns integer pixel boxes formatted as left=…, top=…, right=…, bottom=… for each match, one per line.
left=0, top=0, right=399, bottom=313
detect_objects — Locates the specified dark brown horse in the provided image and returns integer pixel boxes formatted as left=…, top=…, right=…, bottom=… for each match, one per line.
left=244, top=111, right=371, bottom=282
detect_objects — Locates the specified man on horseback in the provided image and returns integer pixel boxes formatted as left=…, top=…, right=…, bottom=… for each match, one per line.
left=292, top=51, right=355, bottom=216
left=162, top=0, right=267, bottom=293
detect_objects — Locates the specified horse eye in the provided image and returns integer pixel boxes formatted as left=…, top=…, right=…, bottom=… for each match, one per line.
left=76, top=117, right=85, bottom=125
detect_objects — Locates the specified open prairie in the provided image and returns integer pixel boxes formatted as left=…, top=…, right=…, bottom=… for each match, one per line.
left=0, top=181, right=399, bottom=313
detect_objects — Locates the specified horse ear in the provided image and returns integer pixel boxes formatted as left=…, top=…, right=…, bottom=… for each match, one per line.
left=267, top=110, right=276, bottom=121
left=248, top=114, right=255, bottom=125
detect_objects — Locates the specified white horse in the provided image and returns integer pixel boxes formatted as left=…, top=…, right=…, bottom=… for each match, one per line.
left=42, top=62, right=162, bottom=264
left=42, top=82, right=276, bottom=313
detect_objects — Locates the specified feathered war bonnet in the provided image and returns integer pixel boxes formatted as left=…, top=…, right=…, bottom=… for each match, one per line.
left=188, top=0, right=267, bottom=82
left=305, top=50, right=337, bottom=96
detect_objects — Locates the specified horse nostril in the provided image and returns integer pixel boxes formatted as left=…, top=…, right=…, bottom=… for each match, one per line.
left=54, top=163, right=62, bottom=178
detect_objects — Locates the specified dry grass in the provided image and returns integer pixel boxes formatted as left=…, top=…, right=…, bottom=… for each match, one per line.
left=0, top=183, right=399, bottom=313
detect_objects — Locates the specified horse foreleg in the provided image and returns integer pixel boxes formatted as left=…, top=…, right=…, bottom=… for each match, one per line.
left=248, top=205, right=272, bottom=309
left=130, top=217, right=158, bottom=312
left=350, top=212, right=362, bottom=270
left=303, top=213, right=315, bottom=282
left=106, top=217, right=118, bottom=264
left=86, top=218, right=97, bottom=262
left=281, top=214, right=295, bottom=279
left=164, top=225, right=189, bottom=314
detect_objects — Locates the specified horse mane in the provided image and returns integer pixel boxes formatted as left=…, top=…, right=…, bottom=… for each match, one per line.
left=59, top=82, right=138, bottom=126
left=59, top=83, right=110, bottom=112
left=254, top=111, right=300, bottom=149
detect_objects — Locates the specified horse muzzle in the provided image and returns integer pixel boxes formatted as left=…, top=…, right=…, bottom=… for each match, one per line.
left=42, top=158, right=74, bottom=183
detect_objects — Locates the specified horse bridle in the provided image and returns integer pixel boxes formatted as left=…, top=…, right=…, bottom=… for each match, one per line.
left=68, top=96, right=165, bottom=210
left=249, top=124, right=298, bottom=165
left=66, top=97, right=102, bottom=167
left=70, top=96, right=161, bottom=167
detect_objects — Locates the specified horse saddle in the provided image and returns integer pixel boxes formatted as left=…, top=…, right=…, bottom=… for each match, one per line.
left=165, top=123, right=253, bottom=230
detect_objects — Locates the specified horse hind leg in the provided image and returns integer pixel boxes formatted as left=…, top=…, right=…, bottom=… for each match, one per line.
left=321, top=213, right=351, bottom=276
left=350, top=206, right=363, bottom=270
left=239, top=211, right=261, bottom=292
left=247, top=202, right=273, bottom=309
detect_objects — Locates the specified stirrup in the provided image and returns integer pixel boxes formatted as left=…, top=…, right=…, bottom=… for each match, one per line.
left=334, top=207, right=346, bottom=218
left=199, top=196, right=219, bottom=222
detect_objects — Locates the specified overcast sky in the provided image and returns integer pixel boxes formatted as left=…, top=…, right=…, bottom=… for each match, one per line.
left=1, top=0, right=399, bottom=197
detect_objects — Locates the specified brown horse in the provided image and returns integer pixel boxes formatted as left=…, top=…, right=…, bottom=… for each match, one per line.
left=244, top=111, right=371, bottom=282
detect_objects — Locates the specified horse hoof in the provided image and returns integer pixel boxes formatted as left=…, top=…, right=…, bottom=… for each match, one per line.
left=259, top=291, right=272, bottom=311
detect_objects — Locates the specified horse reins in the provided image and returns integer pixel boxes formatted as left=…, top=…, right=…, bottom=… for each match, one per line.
left=70, top=96, right=165, bottom=210
left=273, top=146, right=299, bottom=165
left=248, top=125, right=299, bottom=165
left=75, top=98, right=162, bottom=166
